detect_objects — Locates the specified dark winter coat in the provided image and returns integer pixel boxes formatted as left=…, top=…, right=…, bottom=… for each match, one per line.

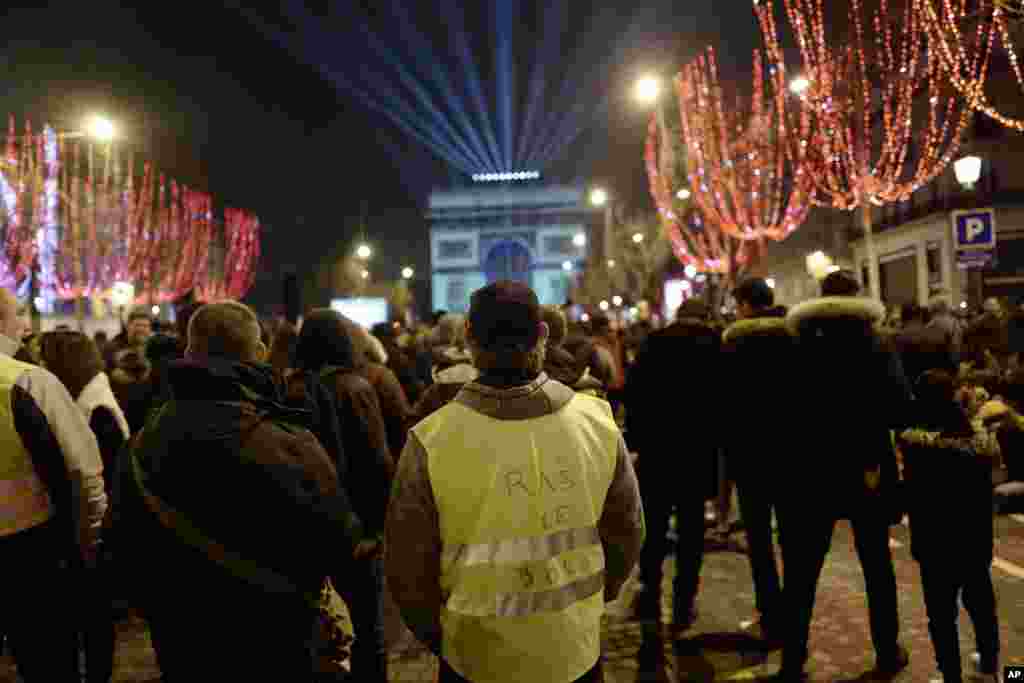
left=964, top=312, right=1010, bottom=368
left=721, top=307, right=798, bottom=483
left=786, top=297, right=915, bottom=518
left=544, top=344, right=606, bottom=398
left=625, top=317, right=721, bottom=498
left=410, top=347, right=478, bottom=424
left=114, top=358, right=362, bottom=622
left=109, top=363, right=158, bottom=435
left=898, top=421, right=996, bottom=567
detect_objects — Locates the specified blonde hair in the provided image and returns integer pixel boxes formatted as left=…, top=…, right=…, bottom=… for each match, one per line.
left=187, top=301, right=263, bottom=361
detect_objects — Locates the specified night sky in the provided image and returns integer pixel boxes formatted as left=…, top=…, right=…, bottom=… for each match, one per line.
left=0, top=1, right=766, bottom=312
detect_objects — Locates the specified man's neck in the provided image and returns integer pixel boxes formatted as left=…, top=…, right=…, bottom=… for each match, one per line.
left=476, top=368, right=539, bottom=389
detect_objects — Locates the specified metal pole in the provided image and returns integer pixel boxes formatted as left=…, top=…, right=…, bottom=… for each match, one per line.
left=861, top=205, right=882, bottom=301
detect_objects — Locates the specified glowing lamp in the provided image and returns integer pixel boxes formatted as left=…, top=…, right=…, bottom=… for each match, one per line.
left=573, top=233, right=586, bottom=247
left=590, top=188, right=608, bottom=207
left=676, top=188, right=691, bottom=200
left=151, top=305, right=160, bottom=316
left=789, top=76, right=810, bottom=95
left=361, top=269, right=369, bottom=280
left=636, top=76, right=661, bottom=104
left=607, top=259, right=616, bottom=269
left=111, top=281, right=134, bottom=308
left=599, top=300, right=610, bottom=311
left=581, top=313, right=590, bottom=322
left=85, top=115, right=116, bottom=142
left=562, top=260, right=573, bottom=272
left=356, top=244, right=372, bottom=259
left=954, top=156, right=982, bottom=190
left=766, top=278, right=776, bottom=289
left=806, top=250, right=834, bottom=280
left=612, top=295, right=623, bottom=307
left=632, top=232, right=644, bottom=243
left=684, top=264, right=698, bottom=279
left=402, top=267, right=414, bottom=279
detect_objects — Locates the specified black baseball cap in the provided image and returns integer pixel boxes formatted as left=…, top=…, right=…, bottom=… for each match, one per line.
left=468, top=281, right=543, bottom=352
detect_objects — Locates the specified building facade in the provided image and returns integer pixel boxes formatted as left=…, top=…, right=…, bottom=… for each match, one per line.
left=427, top=184, right=598, bottom=313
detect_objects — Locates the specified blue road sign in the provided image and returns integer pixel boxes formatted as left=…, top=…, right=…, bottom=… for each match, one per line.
left=952, top=208, right=996, bottom=251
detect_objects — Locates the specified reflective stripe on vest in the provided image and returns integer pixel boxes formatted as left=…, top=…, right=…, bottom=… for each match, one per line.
left=416, top=392, right=620, bottom=683
left=0, top=356, right=54, bottom=537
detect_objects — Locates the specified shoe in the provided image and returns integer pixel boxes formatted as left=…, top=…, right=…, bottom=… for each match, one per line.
left=875, top=644, right=910, bottom=676
left=970, top=651, right=1000, bottom=677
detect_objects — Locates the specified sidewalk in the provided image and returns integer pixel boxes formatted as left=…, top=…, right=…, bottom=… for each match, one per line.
left=3, top=519, right=1022, bottom=681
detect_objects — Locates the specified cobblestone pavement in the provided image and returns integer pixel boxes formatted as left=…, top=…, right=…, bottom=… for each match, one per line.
left=3, top=517, right=1023, bottom=682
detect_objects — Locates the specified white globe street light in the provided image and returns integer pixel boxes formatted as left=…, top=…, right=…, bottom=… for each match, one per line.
left=402, top=267, right=414, bottom=279
left=151, top=305, right=160, bottom=316
left=636, top=76, right=661, bottom=104
left=954, top=155, right=982, bottom=190
left=789, top=76, right=811, bottom=95
left=632, top=232, right=644, bottom=244
left=562, top=260, right=573, bottom=272
left=676, top=188, right=691, bottom=200
left=573, top=233, right=586, bottom=247
left=766, top=278, right=776, bottom=289
left=612, top=295, right=623, bottom=307
left=599, top=300, right=610, bottom=311
left=85, top=115, right=116, bottom=142
left=581, top=313, right=591, bottom=322
left=356, top=244, right=372, bottom=260
left=111, top=281, right=134, bottom=309
left=361, top=269, right=369, bottom=280
left=684, top=264, right=698, bottom=279
left=607, top=259, right=616, bottom=269
left=590, top=188, right=608, bottom=207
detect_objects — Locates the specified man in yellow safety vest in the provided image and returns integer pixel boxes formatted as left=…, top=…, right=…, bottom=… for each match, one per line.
left=386, top=280, right=645, bottom=683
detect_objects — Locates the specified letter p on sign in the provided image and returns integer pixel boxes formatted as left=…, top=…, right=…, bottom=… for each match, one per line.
left=966, top=217, right=986, bottom=242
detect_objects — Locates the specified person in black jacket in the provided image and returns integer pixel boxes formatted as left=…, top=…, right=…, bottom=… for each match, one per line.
left=295, top=308, right=395, bottom=683
left=626, top=298, right=721, bottom=634
left=115, top=301, right=363, bottom=681
left=721, top=278, right=794, bottom=641
left=897, top=370, right=1000, bottom=683
left=774, top=270, right=914, bottom=681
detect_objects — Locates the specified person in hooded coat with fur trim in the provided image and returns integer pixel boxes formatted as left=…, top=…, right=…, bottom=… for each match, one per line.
left=625, top=298, right=720, bottom=633
left=772, top=270, right=914, bottom=682
left=720, top=278, right=794, bottom=641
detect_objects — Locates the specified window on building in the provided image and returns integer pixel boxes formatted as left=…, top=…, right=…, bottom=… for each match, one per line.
left=550, top=276, right=567, bottom=305
left=446, top=278, right=467, bottom=312
left=439, top=240, right=473, bottom=260
left=927, top=242, right=942, bottom=284
left=543, top=235, right=574, bottom=256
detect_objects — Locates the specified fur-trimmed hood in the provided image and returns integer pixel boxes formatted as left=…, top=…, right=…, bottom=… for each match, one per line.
left=722, top=315, right=792, bottom=344
left=786, top=296, right=886, bottom=334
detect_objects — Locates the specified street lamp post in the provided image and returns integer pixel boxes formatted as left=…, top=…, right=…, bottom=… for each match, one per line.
left=955, top=155, right=984, bottom=309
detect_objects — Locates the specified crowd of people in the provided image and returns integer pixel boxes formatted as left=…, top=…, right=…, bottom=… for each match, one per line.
left=0, top=270, right=1018, bottom=682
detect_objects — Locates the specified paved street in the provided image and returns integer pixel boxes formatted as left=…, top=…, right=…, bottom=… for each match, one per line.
left=3, top=516, right=1023, bottom=682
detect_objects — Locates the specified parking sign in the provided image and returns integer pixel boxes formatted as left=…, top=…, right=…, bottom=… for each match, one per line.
left=952, top=208, right=996, bottom=251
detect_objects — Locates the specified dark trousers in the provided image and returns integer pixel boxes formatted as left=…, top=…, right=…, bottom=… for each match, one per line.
left=145, top=593, right=314, bottom=681
left=73, top=553, right=116, bottom=683
left=778, top=506, right=900, bottom=672
left=637, top=461, right=707, bottom=621
left=918, top=562, right=1000, bottom=681
left=439, top=658, right=603, bottom=682
left=337, top=554, right=388, bottom=683
left=735, top=475, right=782, bottom=625
left=0, top=521, right=80, bottom=682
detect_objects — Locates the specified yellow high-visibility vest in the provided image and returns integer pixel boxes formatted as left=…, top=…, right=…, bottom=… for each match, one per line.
left=414, top=393, right=619, bottom=683
left=0, top=355, right=54, bottom=537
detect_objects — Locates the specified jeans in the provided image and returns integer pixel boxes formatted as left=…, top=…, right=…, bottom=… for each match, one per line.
left=337, top=554, right=388, bottom=683
left=779, top=505, right=900, bottom=673
left=918, top=562, right=1000, bottom=681
left=735, top=475, right=782, bottom=625
left=637, top=460, right=707, bottom=622
left=0, top=521, right=80, bottom=682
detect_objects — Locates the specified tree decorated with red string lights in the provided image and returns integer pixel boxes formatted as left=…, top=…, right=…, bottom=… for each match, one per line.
left=646, top=116, right=765, bottom=292
left=761, top=0, right=973, bottom=299
left=678, top=45, right=817, bottom=245
left=917, top=0, right=1024, bottom=131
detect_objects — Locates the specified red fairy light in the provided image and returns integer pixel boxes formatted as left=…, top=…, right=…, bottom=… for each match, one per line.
left=917, top=0, right=1024, bottom=131
left=763, top=0, right=972, bottom=208
left=677, top=45, right=816, bottom=243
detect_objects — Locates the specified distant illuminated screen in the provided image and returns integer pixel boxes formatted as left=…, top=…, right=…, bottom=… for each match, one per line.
left=330, top=298, right=389, bottom=329
left=663, top=279, right=690, bottom=320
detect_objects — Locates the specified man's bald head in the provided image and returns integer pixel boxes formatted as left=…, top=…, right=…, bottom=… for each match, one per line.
left=186, top=301, right=265, bottom=362
left=0, top=290, right=26, bottom=341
